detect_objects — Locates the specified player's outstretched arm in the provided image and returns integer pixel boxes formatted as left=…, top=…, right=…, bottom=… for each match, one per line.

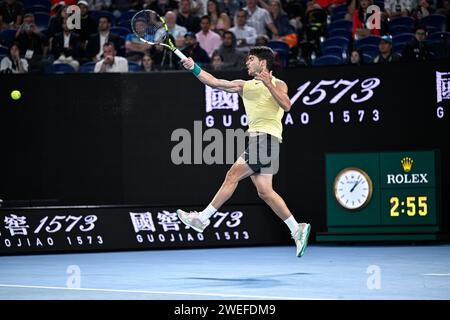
left=182, top=58, right=244, bottom=94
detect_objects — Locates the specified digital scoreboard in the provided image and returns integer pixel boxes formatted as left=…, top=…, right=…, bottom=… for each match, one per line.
left=318, top=151, right=442, bottom=241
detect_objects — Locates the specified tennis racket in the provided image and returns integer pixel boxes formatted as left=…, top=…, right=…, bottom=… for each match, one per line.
left=131, top=9, right=188, bottom=60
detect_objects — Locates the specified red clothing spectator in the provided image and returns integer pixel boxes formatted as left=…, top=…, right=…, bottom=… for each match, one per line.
left=352, top=8, right=381, bottom=39
left=51, top=0, right=77, bottom=16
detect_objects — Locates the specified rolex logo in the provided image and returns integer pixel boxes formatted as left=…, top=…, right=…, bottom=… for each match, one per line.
left=401, top=157, right=413, bottom=173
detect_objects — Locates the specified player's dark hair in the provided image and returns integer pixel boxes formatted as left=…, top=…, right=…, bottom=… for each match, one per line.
left=248, top=46, right=275, bottom=71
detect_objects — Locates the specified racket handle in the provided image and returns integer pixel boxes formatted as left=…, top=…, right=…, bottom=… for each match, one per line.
left=173, top=49, right=188, bottom=60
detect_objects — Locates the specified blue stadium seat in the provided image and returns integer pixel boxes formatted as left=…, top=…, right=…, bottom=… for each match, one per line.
left=320, top=36, right=349, bottom=52
left=268, top=40, right=289, bottom=51
left=420, top=14, right=447, bottom=33
left=358, top=44, right=379, bottom=56
left=34, top=12, right=50, bottom=30
left=53, top=63, right=76, bottom=74
left=116, top=19, right=131, bottom=29
left=312, top=55, right=343, bottom=66
left=119, top=10, right=138, bottom=22
left=427, top=32, right=450, bottom=43
left=427, top=41, right=450, bottom=59
left=79, top=62, right=97, bottom=73
left=328, top=28, right=352, bottom=39
left=0, top=45, right=8, bottom=55
left=389, top=16, right=415, bottom=30
left=362, top=53, right=375, bottom=63
left=328, top=19, right=352, bottom=32
left=268, top=40, right=290, bottom=67
left=0, top=29, right=17, bottom=46
left=110, top=26, right=131, bottom=37
left=393, top=33, right=415, bottom=45
left=23, top=0, right=50, bottom=9
left=393, top=43, right=406, bottom=55
left=390, top=25, right=414, bottom=35
left=332, top=4, right=348, bottom=15
left=331, top=11, right=347, bottom=22
left=355, top=35, right=381, bottom=49
left=323, top=45, right=346, bottom=57
left=128, top=61, right=141, bottom=72
left=25, top=5, right=50, bottom=14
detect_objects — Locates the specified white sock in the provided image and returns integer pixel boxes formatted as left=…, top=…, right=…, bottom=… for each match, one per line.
left=284, top=216, right=299, bottom=235
left=199, top=204, right=217, bottom=223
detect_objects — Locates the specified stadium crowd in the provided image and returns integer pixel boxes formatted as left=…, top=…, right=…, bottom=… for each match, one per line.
left=0, top=0, right=449, bottom=73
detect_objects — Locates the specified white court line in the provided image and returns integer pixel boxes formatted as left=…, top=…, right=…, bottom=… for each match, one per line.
left=422, top=273, right=450, bottom=276
left=0, top=284, right=327, bottom=300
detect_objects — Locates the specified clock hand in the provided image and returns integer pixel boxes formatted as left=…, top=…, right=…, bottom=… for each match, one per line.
left=350, top=180, right=360, bottom=192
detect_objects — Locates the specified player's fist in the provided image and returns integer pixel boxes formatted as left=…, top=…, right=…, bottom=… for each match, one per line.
left=182, top=57, right=195, bottom=70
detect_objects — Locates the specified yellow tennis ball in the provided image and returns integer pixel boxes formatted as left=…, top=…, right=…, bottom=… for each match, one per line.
left=11, top=90, right=21, bottom=100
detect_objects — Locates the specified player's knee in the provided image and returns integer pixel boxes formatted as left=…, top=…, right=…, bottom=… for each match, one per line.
left=224, top=169, right=239, bottom=185
left=257, top=187, right=274, bottom=200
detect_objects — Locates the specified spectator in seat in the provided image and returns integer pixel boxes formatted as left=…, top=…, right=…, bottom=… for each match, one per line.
left=86, top=0, right=112, bottom=11
left=85, top=15, right=123, bottom=62
left=207, top=0, right=231, bottom=34
left=141, top=52, right=154, bottom=72
left=196, top=15, right=222, bottom=57
left=244, top=0, right=278, bottom=38
left=210, top=52, right=224, bottom=70
left=177, top=0, right=201, bottom=33
left=348, top=0, right=381, bottom=40
left=94, top=41, right=128, bottom=72
left=219, top=0, right=240, bottom=21
left=255, top=34, right=269, bottom=46
left=411, top=0, right=435, bottom=20
left=373, top=35, right=401, bottom=63
left=347, top=48, right=363, bottom=65
left=151, top=34, right=182, bottom=70
left=0, top=41, right=28, bottom=73
left=384, top=0, right=416, bottom=19
left=0, top=0, right=24, bottom=30
left=51, top=18, right=81, bottom=71
left=269, top=0, right=298, bottom=47
left=48, top=5, right=69, bottom=39
left=157, top=11, right=187, bottom=48
left=124, top=17, right=152, bottom=62
left=181, top=31, right=211, bottom=64
left=229, top=9, right=258, bottom=53
left=51, top=0, right=77, bottom=17
left=15, top=13, right=49, bottom=72
left=74, top=1, right=97, bottom=47
left=147, top=0, right=179, bottom=16
left=402, top=25, right=433, bottom=61
left=212, top=30, right=245, bottom=70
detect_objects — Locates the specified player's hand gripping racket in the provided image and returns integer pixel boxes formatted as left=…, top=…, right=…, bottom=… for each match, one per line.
left=131, top=9, right=188, bottom=60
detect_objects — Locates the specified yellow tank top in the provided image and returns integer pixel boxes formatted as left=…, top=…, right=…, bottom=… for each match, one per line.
left=241, top=77, right=284, bottom=141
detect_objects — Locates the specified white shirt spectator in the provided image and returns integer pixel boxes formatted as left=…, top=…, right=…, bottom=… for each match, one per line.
left=384, top=0, right=417, bottom=14
left=0, top=56, right=28, bottom=73
left=244, top=5, right=273, bottom=37
left=94, top=56, right=128, bottom=72
left=229, top=25, right=258, bottom=46
left=155, top=24, right=188, bottom=40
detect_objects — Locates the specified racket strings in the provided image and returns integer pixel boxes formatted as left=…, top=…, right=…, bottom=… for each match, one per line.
left=132, top=11, right=166, bottom=44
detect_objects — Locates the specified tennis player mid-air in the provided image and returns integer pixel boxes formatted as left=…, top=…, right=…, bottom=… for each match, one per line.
left=177, top=46, right=311, bottom=257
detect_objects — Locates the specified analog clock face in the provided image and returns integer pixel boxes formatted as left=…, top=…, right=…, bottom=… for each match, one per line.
left=334, top=168, right=373, bottom=210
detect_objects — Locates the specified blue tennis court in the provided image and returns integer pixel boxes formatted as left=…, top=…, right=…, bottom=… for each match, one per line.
left=1, top=244, right=449, bottom=300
